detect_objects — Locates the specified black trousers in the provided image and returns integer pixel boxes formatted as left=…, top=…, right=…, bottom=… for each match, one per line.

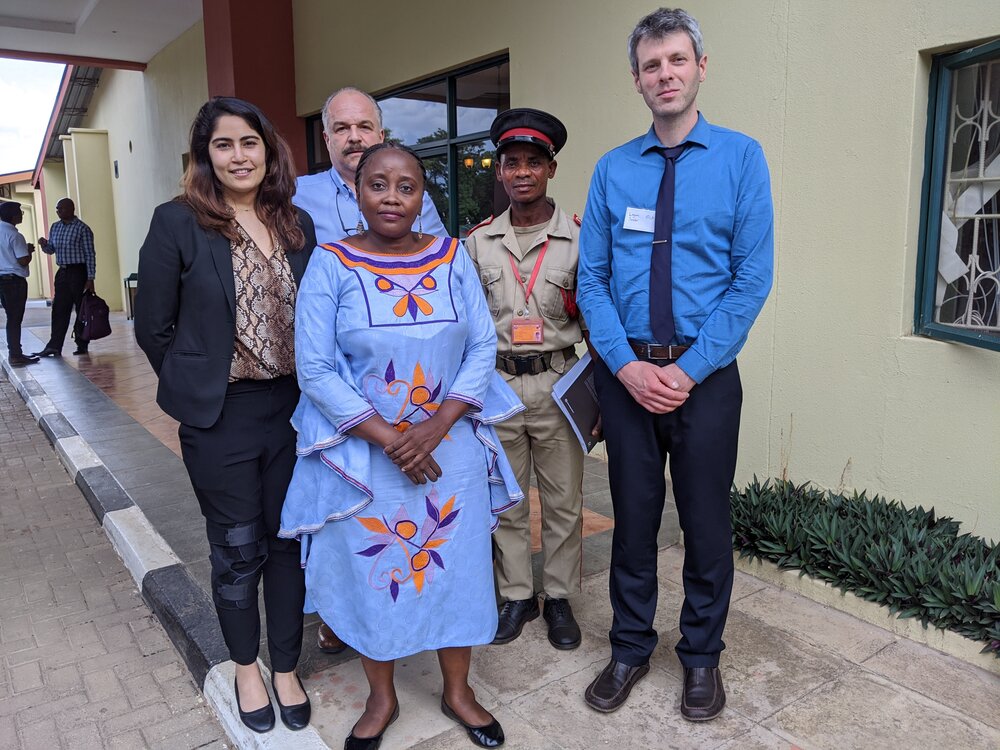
left=594, top=357, right=742, bottom=669
left=46, top=263, right=87, bottom=351
left=178, top=375, right=305, bottom=671
left=0, top=274, right=28, bottom=356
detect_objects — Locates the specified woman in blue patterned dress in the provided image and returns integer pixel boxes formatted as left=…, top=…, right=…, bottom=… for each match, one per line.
left=280, top=143, right=522, bottom=749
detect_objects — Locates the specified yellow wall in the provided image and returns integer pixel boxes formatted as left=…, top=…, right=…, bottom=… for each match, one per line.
left=81, top=21, right=208, bottom=300
left=62, top=129, right=122, bottom=308
left=293, top=0, right=1000, bottom=539
left=8, top=180, right=44, bottom=298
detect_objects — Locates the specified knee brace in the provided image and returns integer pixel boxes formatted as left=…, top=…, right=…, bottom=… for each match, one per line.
left=206, top=518, right=269, bottom=610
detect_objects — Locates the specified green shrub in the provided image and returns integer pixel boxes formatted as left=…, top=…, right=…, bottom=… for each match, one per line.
left=731, top=479, right=1000, bottom=659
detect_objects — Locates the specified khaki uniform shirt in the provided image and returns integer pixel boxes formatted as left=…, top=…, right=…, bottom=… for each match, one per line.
left=465, top=201, right=583, bottom=373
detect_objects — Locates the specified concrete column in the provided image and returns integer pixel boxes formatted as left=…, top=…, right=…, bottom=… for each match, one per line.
left=202, top=0, right=306, bottom=173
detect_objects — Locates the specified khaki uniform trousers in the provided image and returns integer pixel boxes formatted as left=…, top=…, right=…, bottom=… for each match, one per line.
left=493, top=363, right=584, bottom=601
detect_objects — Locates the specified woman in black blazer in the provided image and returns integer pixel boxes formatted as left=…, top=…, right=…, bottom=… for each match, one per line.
left=135, top=97, right=316, bottom=734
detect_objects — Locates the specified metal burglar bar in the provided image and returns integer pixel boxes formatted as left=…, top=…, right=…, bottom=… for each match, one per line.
left=938, top=57, right=1000, bottom=332
left=918, top=38, right=1000, bottom=349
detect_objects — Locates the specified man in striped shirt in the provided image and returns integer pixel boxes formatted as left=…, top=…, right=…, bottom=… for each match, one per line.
left=32, top=198, right=96, bottom=357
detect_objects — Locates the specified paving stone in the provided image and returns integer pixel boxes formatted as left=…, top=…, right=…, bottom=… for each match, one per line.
left=766, top=668, right=1000, bottom=749
left=18, top=716, right=62, bottom=750
left=861, top=638, right=1000, bottom=731
left=10, top=660, right=44, bottom=693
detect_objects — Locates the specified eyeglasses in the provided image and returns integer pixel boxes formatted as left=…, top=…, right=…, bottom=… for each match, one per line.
left=335, top=182, right=362, bottom=236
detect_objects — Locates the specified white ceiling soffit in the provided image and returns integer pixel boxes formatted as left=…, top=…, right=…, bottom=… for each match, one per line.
left=0, top=0, right=202, bottom=64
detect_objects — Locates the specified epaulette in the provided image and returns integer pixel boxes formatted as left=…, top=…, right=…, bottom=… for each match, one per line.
left=467, top=216, right=495, bottom=235
left=573, top=213, right=582, bottom=226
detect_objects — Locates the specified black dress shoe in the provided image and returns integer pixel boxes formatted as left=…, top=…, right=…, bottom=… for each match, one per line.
left=271, top=672, right=311, bottom=731
left=491, top=597, right=539, bottom=645
left=542, top=597, right=581, bottom=650
left=680, top=666, right=726, bottom=721
left=583, top=659, right=650, bottom=713
left=234, top=676, right=275, bottom=733
left=8, top=354, right=39, bottom=366
left=72, top=347, right=89, bottom=355
left=31, top=348, right=60, bottom=358
left=318, top=621, right=349, bottom=654
left=344, top=703, right=399, bottom=750
left=440, top=697, right=504, bottom=748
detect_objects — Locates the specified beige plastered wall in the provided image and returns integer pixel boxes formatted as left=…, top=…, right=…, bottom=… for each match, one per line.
left=8, top=179, right=45, bottom=298
left=79, top=21, right=208, bottom=309
left=293, top=0, right=1000, bottom=540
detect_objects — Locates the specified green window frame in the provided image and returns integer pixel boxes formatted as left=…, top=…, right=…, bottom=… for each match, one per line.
left=915, top=38, right=1000, bottom=351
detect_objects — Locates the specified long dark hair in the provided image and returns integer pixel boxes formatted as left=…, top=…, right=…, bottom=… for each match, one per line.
left=179, top=97, right=305, bottom=251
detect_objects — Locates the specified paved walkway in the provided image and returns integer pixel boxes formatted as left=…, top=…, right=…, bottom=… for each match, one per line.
left=4, top=304, right=1000, bottom=749
left=0, top=377, right=225, bottom=749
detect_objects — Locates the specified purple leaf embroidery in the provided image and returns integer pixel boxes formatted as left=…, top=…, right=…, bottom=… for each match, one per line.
left=429, top=550, right=445, bottom=569
left=407, top=295, right=418, bottom=320
left=439, top=509, right=459, bottom=528
left=390, top=580, right=399, bottom=602
left=357, top=544, right=387, bottom=557
left=385, top=361, right=395, bottom=383
left=430, top=380, right=442, bottom=400
left=426, top=496, right=439, bottom=522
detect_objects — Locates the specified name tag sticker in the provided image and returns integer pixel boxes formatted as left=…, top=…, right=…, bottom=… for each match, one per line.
left=623, top=207, right=656, bottom=233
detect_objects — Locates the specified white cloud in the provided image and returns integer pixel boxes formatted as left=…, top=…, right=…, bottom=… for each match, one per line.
left=0, top=58, right=65, bottom=175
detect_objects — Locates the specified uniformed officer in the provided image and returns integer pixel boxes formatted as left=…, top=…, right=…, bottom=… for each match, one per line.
left=466, top=108, right=586, bottom=650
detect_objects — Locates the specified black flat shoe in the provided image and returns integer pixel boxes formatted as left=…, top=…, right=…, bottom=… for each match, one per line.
left=234, top=676, right=275, bottom=733
left=30, top=348, right=60, bottom=358
left=345, top=703, right=399, bottom=750
left=271, top=672, right=311, bottom=731
left=440, top=697, right=504, bottom=748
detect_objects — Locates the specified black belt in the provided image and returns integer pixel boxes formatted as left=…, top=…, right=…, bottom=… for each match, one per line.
left=628, top=339, right=689, bottom=362
left=0, top=273, right=24, bottom=280
left=496, top=346, right=576, bottom=376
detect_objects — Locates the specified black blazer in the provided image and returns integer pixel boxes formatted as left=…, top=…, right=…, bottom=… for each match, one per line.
left=134, top=200, right=317, bottom=428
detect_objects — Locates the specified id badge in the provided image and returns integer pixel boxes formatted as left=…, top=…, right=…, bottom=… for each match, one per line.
left=511, top=317, right=544, bottom=345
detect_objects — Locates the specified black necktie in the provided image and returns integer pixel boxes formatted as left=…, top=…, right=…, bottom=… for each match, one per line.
left=650, top=144, right=685, bottom=345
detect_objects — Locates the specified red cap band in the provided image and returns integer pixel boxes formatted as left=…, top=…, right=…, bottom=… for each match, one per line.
left=498, top=127, right=554, bottom=146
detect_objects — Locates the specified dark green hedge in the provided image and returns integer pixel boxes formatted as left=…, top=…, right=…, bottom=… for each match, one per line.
left=730, top=479, right=1000, bottom=658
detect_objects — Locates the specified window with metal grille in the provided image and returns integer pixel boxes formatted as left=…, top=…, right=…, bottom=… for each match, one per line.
left=916, top=39, right=1000, bottom=351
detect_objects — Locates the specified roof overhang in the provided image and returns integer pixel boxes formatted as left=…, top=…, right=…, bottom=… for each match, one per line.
left=0, top=0, right=202, bottom=65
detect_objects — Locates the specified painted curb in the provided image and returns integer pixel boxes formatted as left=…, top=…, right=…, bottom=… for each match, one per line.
left=204, top=661, right=329, bottom=749
left=736, top=555, right=1000, bottom=676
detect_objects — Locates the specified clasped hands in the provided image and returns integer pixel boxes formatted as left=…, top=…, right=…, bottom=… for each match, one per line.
left=384, top=418, right=447, bottom=485
left=617, top=360, right=695, bottom=413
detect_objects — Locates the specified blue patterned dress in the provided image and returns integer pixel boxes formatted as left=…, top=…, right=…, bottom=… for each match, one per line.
left=279, top=236, right=524, bottom=661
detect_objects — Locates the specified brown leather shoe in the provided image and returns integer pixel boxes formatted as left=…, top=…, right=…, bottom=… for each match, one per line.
left=680, top=667, right=725, bottom=721
left=583, top=659, right=649, bottom=713
left=316, top=621, right=347, bottom=654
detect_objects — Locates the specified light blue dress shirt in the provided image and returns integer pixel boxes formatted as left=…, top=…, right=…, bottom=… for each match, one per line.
left=578, top=113, right=773, bottom=383
left=0, top=222, right=31, bottom=278
left=294, top=167, right=448, bottom=247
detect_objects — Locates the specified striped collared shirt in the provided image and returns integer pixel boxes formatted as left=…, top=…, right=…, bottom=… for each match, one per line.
left=46, top=217, right=96, bottom=279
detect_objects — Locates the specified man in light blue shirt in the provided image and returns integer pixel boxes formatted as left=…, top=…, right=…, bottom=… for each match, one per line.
left=578, top=8, right=773, bottom=720
left=0, top=202, right=38, bottom=365
left=294, top=87, right=446, bottom=246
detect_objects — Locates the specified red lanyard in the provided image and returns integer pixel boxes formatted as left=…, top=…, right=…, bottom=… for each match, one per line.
left=507, top=237, right=550, bottom=305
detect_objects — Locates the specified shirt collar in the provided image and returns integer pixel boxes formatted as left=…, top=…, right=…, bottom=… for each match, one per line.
left=330, top=167, right=356, bottom=198
left=485, top=199, right=572, bottom=240
left=640, top=112, right=711, bottom=155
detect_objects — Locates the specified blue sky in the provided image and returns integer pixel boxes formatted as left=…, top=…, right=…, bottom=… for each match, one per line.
left=0, top=58, right=65, bottom=175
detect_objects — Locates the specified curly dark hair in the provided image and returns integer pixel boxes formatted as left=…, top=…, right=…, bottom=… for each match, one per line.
left=354, top=142, right=427, bottom=197
left=179, top=97, right=305, bottom=251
